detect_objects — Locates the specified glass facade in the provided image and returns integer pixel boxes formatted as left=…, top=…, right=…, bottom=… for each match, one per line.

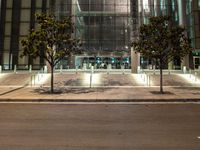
left=52, top=0, right=132, bottom=69
left=199, top=0, right=200, bottom=8
left=0, top=0, right=199, bottom=70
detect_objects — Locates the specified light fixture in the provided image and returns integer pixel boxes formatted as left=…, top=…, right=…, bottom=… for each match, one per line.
left=82, top=73, right=101, bottom=86
left=178, top=74, right=200, bottom=84
left=32, top=73, right=50, bottom=85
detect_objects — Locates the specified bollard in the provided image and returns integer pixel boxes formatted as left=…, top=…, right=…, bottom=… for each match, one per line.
left=189, top=69, right=192, bottom=78
left=168, top=69, right=170, bottom=75
left=143, top=73, right=146, bottom=82
left=107, top=68, right=109, bottom=74
left=195, top=72, right=197, bottom=81
left=30, top=75, right=32, bottom=87
left=0, top=65, right=2, bottom=73
left=34, top=74, right=36, bottom=85
left=183, top=66, right=186, bottom=74
left=147, top=75, right=150, bottom=86
left=199, top=66, right=200, bottom=74
left=14, top=65, right=17, bottom=73
left=137, top=66, right=141, bottom=74
left=123, top=69, right=125, bottom=75
left=44, top=65, right=47, bottom=73
left=76, top=66, right=78, bottom=74
left=107, top=64, right=111, bottom=74
left=153, top=65, right=156, bottom=75
left=83, top=63, right=87, bottom=72
left=91, top=66, right=94, bottom=75
left=90, top=66, right=94, bottom=88
left=29, top=65, right=32, bottom=73
left=38, top=72, right=40, bottom=81
left=149, top=75, right=151, bottom=86
left=60, top=65, right=63, bottom=74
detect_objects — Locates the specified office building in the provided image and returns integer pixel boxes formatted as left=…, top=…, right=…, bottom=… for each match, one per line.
left=0, top=0, right=199, bottom=71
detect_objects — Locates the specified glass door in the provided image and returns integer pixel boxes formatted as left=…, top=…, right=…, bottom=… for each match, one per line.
left=194, top=57, right=200, bottom=69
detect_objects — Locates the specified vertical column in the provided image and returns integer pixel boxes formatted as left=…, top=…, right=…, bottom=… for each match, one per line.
left=10, top=0, right=21, bottom=70
left=49, top=0, right=56, bottom=13
left=178, top=0, right=189, bottom=69
left=70, top=0, right=76, bottom=69
left=28, top=0, right=36, bottom=67
left=131, top=47, right=140, bottom=73
left=0, top=0, right=6, bottom=66
left=40, top=0, right=47, bottom=68
left=178, top=0, right=186, bottom=26
left=155, top=0, right=161, bottom=16
left=42, top=0, right=47, bottom=13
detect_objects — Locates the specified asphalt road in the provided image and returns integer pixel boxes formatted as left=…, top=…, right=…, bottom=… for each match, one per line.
left=0, top=103, right=200, bottom=150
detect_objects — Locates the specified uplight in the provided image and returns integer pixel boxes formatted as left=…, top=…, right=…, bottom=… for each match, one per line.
left=178, top=74, right=200, bottom=84
left=31, top=73, right=50, bottom=85
left=131, top=74, right=153, bottom=86
left=82, top=73, right=101, bottom=86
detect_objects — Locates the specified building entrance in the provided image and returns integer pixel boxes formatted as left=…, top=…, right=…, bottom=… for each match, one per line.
left=194, top=57, right=200, bottom=69
left=75, top=56, right=131, bottom=70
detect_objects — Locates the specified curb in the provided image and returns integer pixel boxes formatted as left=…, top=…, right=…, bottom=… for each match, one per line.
left=0, top=98, right=200, bottom=103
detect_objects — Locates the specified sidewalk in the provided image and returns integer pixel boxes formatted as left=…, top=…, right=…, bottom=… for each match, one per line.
left=0, top=86, right=199, bottom=102
left=0, top=72, right=199, bottom=102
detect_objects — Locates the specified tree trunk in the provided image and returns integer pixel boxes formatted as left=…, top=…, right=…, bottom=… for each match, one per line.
left=50, top=65, right=54, bottom=93
left=160, top=61, right=164, bottom=94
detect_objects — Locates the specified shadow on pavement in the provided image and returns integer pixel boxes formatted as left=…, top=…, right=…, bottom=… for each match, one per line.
left=34, top=87, right=109, bottom=95
left=0, top=84, right=28, bottom=96
left=172, top=87, right=200, bottom=95
left=150, top=91, right=175, bottom=95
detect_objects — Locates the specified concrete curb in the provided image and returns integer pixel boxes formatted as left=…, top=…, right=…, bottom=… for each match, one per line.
left=0, top=98, right=200, bottom=103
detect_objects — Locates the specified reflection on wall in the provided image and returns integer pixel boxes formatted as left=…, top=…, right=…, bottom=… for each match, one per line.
left=54, top=0, right=131, bottom=54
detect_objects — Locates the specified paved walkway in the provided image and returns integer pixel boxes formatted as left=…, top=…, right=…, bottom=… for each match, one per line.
left=0, top=72, right=199, bottom=102
left=0, top=86, right=199, bottom=102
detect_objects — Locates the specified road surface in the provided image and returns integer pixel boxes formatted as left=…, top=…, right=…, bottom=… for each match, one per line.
left=0, top=103, right=200, bottom=150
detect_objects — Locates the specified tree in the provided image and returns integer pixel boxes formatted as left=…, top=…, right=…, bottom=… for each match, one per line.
left=21, top=14, right=81, bottom=93
left=132, top=16, right=193, bottom=93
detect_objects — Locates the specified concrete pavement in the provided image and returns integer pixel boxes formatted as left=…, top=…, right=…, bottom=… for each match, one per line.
left=0, top=86, right=199, bottom=102
left=0, top=72, right=199, bottom=102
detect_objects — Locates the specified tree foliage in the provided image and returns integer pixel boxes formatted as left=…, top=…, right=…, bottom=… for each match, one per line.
left=21, top=13, right=82, bottom=93
left=132, top=16, right=193, bottom=93
left=21, top=13, right=81, bottom=68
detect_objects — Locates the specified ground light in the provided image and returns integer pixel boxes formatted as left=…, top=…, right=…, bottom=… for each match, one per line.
left=131, top=74, right=153, bottom=86
left=31, top=73, right=50, bottom=86
left=82, top=73, right=101, bottom=87
left=0, top=73, right=6, bottom=79
left=178, top=74, right=200, bottom=84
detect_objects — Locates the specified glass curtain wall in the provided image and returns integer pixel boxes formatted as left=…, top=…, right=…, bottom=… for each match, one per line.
left=53, top=0, right=131, bottom=69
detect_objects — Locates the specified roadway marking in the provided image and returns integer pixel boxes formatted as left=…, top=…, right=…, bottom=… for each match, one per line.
left=0, top=101, right=200, bottom=105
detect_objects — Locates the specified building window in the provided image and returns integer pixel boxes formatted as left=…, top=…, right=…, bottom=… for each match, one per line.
left=198, top=0, right=200, bottom=9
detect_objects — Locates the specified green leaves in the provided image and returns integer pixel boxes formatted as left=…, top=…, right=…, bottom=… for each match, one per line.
left=132, top=16, right=193, bottom=64
left=21, top=13, right=82, bottom=67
